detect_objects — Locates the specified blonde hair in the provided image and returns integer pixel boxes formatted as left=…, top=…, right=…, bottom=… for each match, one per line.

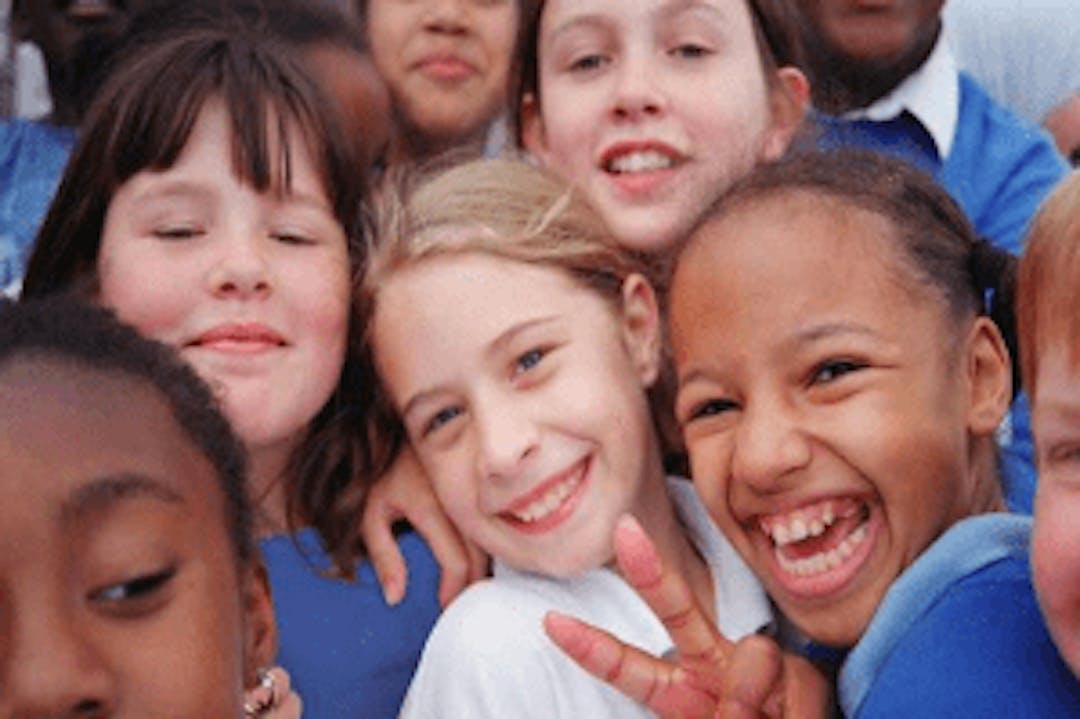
left=359, top=157, right=675, bottom=465
left=1018, top=172, right=1080, bottom=398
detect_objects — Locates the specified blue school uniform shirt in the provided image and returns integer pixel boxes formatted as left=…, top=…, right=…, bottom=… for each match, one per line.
left=260, top=529, right=441, bottom=719
left=0, top=118, right=75, bottom=296
left=840, top=514, right=1080, bottom=717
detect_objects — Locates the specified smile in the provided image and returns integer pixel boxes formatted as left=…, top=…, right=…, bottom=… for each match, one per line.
left=605, top=150, right=676, bottom=175
left=500, top=457, right=590, bottom=533
left=188, top=322, right=287, bottom=354
left=757, top=497, right=875, bottom=594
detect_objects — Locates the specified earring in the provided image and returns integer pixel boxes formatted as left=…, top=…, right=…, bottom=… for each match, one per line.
left=243, top=667, right=279, bottom=717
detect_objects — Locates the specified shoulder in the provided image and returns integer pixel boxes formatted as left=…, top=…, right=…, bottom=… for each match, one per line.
left=844, top=516, right=1080, bottom=716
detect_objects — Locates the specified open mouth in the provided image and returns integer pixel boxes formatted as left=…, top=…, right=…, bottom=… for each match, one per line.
left=500, top=456, right=590, bottom=533
left=757, top=497, right=875, bottom=595
left=603, top=150, right=678, bottom=175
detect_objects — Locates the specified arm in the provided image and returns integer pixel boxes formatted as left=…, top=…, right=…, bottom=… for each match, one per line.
left=360, top=444, right=488, bottom=606
left=544, top=516, right=830, bottom=718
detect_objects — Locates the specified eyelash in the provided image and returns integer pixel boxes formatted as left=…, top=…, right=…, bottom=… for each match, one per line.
left=514, top=347, right=548, bottom=376
left=90, top=566, right=176, bottom=613
left=153, top=225, right=202, bottom=240
left=810, top=359, right=867, bottom=386
left=669, top=43, right=711, bottom=59
left=686, top=397, right=738, bottom=424
left=271, top=230, right=316, bottom=246
left=422, top=405, right=463, bottom=438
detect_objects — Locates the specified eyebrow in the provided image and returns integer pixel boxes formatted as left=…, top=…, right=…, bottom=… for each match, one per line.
left=62, top=473, right=185, bottom=522
left=399, top=316, right=560, bottom=420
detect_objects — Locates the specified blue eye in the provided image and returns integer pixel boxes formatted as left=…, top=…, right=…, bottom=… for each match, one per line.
left=811, top=359, right=866, bottom=385
left=514, top=348, right=546, bottom=375
left=424, top=405, right=463, bottom=436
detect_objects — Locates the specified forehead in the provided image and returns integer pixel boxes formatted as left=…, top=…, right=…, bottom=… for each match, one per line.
left=542, top=0, right=755, bottom=33
left=0, top=358, right=217, bottom=516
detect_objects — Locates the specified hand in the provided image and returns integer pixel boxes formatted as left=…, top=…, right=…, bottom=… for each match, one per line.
left=544, top=515, right=830, bottom=718
left=360, top=445, right=489, bottom=606
left=244, top=666, right=303, bottom=719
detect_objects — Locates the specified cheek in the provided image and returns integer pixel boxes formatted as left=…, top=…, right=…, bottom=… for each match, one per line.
left=97, top=244, right=186, bottom=342
left=1032, top=489, right=1080, bottom=626
left=687, top=436, right=732, bottom=522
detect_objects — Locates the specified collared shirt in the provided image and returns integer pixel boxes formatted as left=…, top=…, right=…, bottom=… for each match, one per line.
left=843, top=32, right=959, bottom=160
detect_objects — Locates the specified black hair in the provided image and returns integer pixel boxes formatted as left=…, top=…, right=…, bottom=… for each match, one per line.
left=0, top=295, right=254, bottom=566
left=687, top=150, right=1020, bottom=395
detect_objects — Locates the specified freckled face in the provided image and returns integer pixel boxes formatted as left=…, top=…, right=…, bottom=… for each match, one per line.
left=1032, top=349, right=1080, bottom=677
left=0, top=359, right=266, bottom=717
left=372, top=253, right=667, bottom=577
left=670, top=194, right=981, bottom=646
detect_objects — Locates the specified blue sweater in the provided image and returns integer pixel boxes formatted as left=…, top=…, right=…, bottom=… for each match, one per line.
left=260, top=529, right=441, bottom=719
left=816, top=72, right=1067, bottom=256
left=840, top=514, right=1080, bottom=717
left=0, top=119, right=75, bottom=295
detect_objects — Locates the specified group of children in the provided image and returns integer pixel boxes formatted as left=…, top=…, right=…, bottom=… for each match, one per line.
left=2, top=0, right=1080, bottom=718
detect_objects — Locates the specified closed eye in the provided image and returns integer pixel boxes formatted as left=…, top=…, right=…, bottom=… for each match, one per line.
left=810, top=359, right=867, bottom=385
left=153, top=225, right=202, bottom=240
left=669, top=43, right=712, bottom=59
left=271, top=231, right=316, bottom=246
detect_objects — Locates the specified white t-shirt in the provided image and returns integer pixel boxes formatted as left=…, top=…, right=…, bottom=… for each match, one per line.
left=399, top=477, right=772, bottom=718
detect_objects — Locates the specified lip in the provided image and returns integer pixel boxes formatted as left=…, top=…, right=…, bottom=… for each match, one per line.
left=749, top=494, right=880, bottom=602
left=498, top=456, right=591, bottom=536
left=187, top=322, right=287, bottom=354
left=597, top=140, right=687, bottom=197
left=64, top=0, right=116, bottom=21
left=414, top=52, right=478, bottom=82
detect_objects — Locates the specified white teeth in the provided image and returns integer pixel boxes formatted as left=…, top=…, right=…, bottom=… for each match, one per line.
left=510, top=469, right=582, bottom=524
left=607, top=150, right=674, bottom=174
left=790, top=517, right=808, bottom=543
left=761, top=501, right=841, bottom=548
left=809, top=519, right=825, bottom=537
left=775, top=520, right=869, bottom=578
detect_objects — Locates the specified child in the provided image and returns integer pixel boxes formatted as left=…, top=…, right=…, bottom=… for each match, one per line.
left=361, top=157, right=778, bottom=717
left=20, top=21, right=438, bottom=719
left=546, top=151, right=1080, bottom=716
left=0, top=296, right=296, bottom=718
left=362, top=0, right=521, bottom=164
left=361, top=0, right=812, bottom=598
left=1018, top=172, right=1080, bottom=679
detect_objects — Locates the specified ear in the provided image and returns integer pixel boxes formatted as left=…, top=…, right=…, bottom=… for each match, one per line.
left=760, top=67, right=810, bottom=162
left=241, top=562, right=278, bottom=687
left=520, top=92, right=552, bottom=164
left=965, top=316, right=1013, bottom=436
left=619, top=274, right=662, bottom=388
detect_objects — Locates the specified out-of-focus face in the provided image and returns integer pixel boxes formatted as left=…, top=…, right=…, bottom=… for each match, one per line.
left=366, top=0, right=518, bottom=146
left=798, top=0, right=944, bottom=65
left=0, top=358, right=272, bottom=717
left=670, top=194, right=1001, bottom=647
left=373, top=252, right=668, bottom=577
left=522, top=0, right=804, bottom=253
left=14, top=0, right=149, bottom=119
left=1032, top=348, right=1080, bottom=677
left=97, top=99, right=350, bottom=472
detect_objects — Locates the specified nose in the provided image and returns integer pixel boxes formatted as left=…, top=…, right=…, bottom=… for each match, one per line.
left=610, top=52, right=666, bottom=121
left=3, top=600, right=115, bottom=717
left=208, top=232, right=272, bottom=300
left=423, top=0, right=468, bottom=33
left=473, top=392, right=539, bottom=481
left=731, top=397, right=812, bottom=494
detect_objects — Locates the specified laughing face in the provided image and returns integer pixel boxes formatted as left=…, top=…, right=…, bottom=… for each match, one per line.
left=521, top=0, right=804, bottom=252
left=372, top=252, right=668, bottom=577
left=670, top=193, right=1001, bottom=646
left=97, top=99, right=350, bottom=469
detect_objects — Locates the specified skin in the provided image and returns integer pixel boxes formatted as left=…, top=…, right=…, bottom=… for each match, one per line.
left=0, top=358, right=274, bottom=717
left=372, top=253, right=712, bottom=599
left=1044, top=93, right=1080, bottom=164
left=1031, top=348, right=1080, bottom=677
left=96, top=99, right=351, bottom=518
left=669, top=193, right=1009, bottom=646
left=521, top=0, right=807, bottom=252
left=797, top=0, right=946, bottom=112
left=366, top=0, right=518, bottom=160
left=12, top=0, right=149, bottom=125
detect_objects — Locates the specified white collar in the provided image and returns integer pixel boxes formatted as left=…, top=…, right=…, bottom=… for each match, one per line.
left=844, top=33, right=960, bottom=159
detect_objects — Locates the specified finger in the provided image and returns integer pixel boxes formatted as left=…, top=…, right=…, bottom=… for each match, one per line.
left=545, top=611, right=713, bottom=716
left=266, top=666, right=291, bottom=697
left=778, top=653, right=831, bottom=719
left=716, top=635, right=782, bottom=719
left=614, top=515, right=732, bottom=676
left=409, top=502, right=475, bottom=608
left=360, top=479, right=409, bottom=606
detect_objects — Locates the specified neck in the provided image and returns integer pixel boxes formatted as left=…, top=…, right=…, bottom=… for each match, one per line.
left=628, top=468, right=716, bottom=626
left=392, top=119, right=489, bottom=167
left=968, top=436, right=1007, bottom=515
left=247, top=442, right=295, bottom=538
left=807, top=23, right=941, bottom=115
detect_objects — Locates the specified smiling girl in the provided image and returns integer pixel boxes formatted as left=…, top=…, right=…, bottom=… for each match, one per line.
left=361, top=158, right=792, bottom=717
left=20, top=18, right=439, bottom=719
left=548, top=151, right=1080, bottom=716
